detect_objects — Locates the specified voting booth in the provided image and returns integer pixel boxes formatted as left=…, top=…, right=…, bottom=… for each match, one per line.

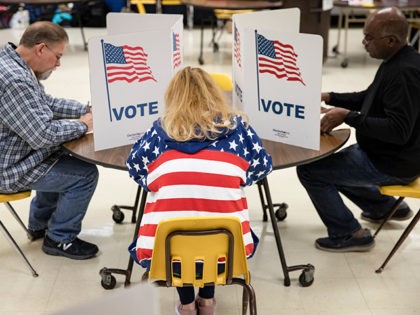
left=233, top=9, right=323, bottom=150
left=89, top=13, right=183, bottom=151
left=88, top=10, right=322, bottom=151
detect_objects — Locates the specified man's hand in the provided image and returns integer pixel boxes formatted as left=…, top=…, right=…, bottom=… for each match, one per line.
left=320, top=107, right=349, bottom=134
left=321, top=92, right=330, bottom=103
left=79, top=112, right=93, bottom=132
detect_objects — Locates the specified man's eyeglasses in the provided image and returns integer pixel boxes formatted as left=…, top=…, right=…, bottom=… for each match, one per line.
left=43, top=43, right=62, bottom=61
left=363, top=34, right=394, bottom=42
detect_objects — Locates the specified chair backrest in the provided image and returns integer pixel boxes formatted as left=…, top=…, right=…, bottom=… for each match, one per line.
left=131, top=0, right=181, bottom=14
left=148, top=216, right=250, bottom=288
left=213, top=9, right=253, bottom=20
left=210, top=73, right=233, bottom=91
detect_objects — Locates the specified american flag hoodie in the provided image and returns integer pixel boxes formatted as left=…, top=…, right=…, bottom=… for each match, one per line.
left=126, top=115, right=273, bottom=268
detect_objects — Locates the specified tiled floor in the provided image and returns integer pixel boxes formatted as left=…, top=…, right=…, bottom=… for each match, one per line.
left=1, top=20, right=420, bottom=315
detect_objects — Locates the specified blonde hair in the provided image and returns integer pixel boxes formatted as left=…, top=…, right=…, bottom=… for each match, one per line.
left=162, top=67, right=247, bottom=141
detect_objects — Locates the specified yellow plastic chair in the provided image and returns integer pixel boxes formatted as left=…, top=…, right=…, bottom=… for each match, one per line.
left=131, top=0, right=181, bottom=14
left=213, top=9, right=253, bottom=21
left=197, top=8, right=253, bottom=65
left=143, top=216, right=257, bottom=315
left=210, top=72, right=233, bottom=92
left=374, top=178, right=420, bottom=273
left=212, top=9, right=253, bottom=43
left=0, top=191, right=38, bottom=277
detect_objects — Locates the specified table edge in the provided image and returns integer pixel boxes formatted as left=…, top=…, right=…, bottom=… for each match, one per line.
left=269, top=128, right=351, bottom=170
left=333, top=0, right=420, bottom=9
left=62, top=129, right=351, bottom=172
left=181, top=0, right=283, bottom=10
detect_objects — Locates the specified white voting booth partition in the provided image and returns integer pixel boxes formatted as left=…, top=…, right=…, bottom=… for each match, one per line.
left=233, top=9, right=323, bottom=150
left=89, top=13, right=183, bottom=151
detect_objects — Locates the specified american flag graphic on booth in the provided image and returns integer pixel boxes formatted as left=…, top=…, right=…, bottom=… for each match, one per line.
left=172, top=32, right=181, bottom=69
left=234, top=24, right=241, bottom=68
left=103, top=42, right=156, bottom=84
left=257, top=33, right=305, bottom=85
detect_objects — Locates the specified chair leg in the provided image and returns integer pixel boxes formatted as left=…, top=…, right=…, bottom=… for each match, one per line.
left=245, top=284, right=257, bottom=315
left=235, top=280, right=257, bottom=315
left=0, top=220, right=38, bottom=277
left=242, top=286, right=249, bottom=315
left=373, top=197, right=405, bottom=238
left=4, top=202, right=31, bottom=235
left=376, top=209, right=420, bottom=273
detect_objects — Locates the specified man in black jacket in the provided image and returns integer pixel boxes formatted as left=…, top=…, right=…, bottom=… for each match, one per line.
left=297, top=7, right=420, bottom=252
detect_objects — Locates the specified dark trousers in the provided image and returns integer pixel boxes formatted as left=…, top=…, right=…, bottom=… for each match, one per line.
left=176, top=285, right=215, bottom=305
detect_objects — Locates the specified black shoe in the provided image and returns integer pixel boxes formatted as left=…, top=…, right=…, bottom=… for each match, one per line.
left=361, top=207, right=414, bottom=224
left=42, top=235, right=98, bottom=260
left=27, top=229, right=46, bottom=241
left=315, top=229, right=375, bottom=252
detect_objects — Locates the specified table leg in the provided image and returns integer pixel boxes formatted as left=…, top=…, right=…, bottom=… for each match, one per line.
left=76, top=13, right=87, bottom=51
left=333, top=7, right=343, bottom=55
left=99, top=188, right=148, bottom=289
left=111, top=186, right=142, bottom=224
left=156, top=0, right=162, bottom=14
left=186, top=4, right=194, bottom=30
left=68, top=3, right=88, bottom=51
left=199, top=17, right=205, bottom=65
left=258, top=178, right=315, bottom=287
left=341, top=8, right=350, bottom=68
left=260, top=178, right=290, bottom=285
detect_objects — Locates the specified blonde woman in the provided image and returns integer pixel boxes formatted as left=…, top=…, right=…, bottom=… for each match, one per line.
left=126, top=67, right=272, bottom=315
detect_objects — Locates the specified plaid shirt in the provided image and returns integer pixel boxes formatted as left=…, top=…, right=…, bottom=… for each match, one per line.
left=0, top=43, right=88, bottom=192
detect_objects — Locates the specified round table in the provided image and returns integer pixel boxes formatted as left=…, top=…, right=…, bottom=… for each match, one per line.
left=63, top=128, right=350, bottom=287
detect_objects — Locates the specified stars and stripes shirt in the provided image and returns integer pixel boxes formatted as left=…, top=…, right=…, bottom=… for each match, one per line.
left=126, top=116, right=272, bottom=267
left=0, top=43, right=88, bottom=192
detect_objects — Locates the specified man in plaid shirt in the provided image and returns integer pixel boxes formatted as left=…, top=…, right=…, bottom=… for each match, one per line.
left=0, top=21, right=99, bottom=260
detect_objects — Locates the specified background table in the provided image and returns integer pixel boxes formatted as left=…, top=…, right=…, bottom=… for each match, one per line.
left=181, top=0, right=284, bottom=64
left=333, top=0, right=420, bottom=67
left=0, top=0, right=89, bottom=50
left=63, top=128, right=350, bottom=287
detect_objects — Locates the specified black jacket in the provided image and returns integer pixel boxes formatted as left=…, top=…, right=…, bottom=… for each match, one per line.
left=327, top=45, right=420, bottom=177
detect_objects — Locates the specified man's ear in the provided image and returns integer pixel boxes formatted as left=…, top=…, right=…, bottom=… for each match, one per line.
left=34, top=43, right=44, bottom=56
left=386, top=35, right=398, bottom=47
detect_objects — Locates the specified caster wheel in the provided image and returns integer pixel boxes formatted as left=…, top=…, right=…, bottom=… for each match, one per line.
left=332, top=45, right=339, bottom=54
left=101, top=273, right=116, bottom=290
left=340, top=59, right=348, bottom=68
left=299, top=270, right=314, bottom=287
left=198, top=57, right=204, bottom=65
left=111, top=205, right=125, bottom=223
left=274, top=203, right=288, bottom=221
left=213, top=42, right=219, bottom=52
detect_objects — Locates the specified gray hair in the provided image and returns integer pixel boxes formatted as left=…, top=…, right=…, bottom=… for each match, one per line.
left=19, top=21, right=69, bottom=47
